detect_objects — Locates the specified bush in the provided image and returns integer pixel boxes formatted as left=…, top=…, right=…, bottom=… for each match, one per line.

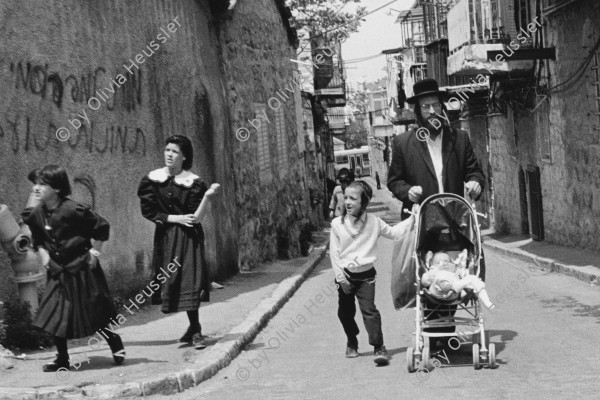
left=299, top=222, right=317, bottom=256
left=0, top=299, right=52, bottom=350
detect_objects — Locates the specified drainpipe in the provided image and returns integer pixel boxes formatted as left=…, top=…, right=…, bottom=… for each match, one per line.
left=0, top=204, right=45, bottom=314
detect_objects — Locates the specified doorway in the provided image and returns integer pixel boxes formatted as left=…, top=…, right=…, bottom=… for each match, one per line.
left=525, top=165, right=544, bottom=241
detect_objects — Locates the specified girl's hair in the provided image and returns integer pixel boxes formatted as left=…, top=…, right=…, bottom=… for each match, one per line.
left=166, top=135, right=193, bottom=170
left=27, top=165, right=72, bottom=198
left=341, top=180, right=372, bottom=223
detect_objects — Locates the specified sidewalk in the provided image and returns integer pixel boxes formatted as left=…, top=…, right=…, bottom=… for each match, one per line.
left=0, top=230, right=330, bottom=399
left=482, top=231, right=600, bottom=285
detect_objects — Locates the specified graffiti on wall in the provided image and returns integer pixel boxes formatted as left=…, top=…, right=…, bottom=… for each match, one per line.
left=8, top=62, right=143, bottom=112
left=0, top=112, right=146, bottom=155
left=0, top=61, right=147, bottom=154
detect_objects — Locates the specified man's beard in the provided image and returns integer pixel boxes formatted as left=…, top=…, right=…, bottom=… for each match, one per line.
left=425, top=115, right=444, bottom=135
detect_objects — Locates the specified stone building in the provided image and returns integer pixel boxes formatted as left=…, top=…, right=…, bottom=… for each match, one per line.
left=445, top=0, right=600, bottom=249
left=0, top=0, right=313, bottom=299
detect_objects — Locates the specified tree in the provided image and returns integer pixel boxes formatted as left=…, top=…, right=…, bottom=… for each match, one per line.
left=287, top=0, right=367, bottom=43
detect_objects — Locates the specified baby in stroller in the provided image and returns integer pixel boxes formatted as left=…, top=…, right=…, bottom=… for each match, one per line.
left=421, top=250, right=495, bottom=309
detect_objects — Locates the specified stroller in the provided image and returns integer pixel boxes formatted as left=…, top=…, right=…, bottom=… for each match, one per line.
left=405, top=193, right=497, bottom=371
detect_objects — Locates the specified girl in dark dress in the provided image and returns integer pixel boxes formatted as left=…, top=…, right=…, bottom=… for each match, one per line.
left=138, top=135, right=217, bottom=349
left=22, top=165, right=125, bottom=372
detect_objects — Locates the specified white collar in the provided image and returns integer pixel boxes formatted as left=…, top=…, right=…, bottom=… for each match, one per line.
left=148, top=168, right=199, bottom=187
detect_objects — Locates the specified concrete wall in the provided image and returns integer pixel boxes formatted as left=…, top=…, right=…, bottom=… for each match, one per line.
left=0, top=0, right=244, bottom=298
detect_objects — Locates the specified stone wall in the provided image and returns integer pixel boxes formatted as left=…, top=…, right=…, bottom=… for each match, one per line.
left=460, top=116, right=491, bottom=229
left=472, top=1, right=600, bottom=250
left=0, top=0, right=262, bottom=298
left=214, top=0, right=309, bottom=268
left=369, top=138, right=389, bottom=184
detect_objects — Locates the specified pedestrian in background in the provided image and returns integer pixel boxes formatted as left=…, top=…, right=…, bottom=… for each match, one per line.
left=375, top=172, right=381, bottom=190
left=22, top=165, right=125, bottom=372
left=329, top=168, right=354, bottom=219
left=138, top=135, right=218, bottom=350
left=329, top=180, right=416, bottom=365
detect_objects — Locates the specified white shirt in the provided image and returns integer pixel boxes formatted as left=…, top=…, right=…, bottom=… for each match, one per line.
left=329, top=213, right=414, bottom=282
left=427, top=131, right=444, bottom=193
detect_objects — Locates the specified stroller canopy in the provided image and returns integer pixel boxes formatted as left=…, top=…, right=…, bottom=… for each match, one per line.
left=416, top=194, right=479, bottom=254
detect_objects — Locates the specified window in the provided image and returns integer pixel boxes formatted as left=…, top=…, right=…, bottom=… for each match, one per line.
left=254, top=103, right=272, bottom=184
left=274, top=108, right=288, bottom=177
left=362, top=153, right=370, bottom=162
left=336, top=156, right=349, bottom=164
left=514, top=0, right=532, bottom=35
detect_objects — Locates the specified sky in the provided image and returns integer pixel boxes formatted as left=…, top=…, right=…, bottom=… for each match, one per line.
left=341, top=0, right=415, bottom=84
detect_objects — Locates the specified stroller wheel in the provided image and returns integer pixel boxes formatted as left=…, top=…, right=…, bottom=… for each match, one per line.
left=489, top=343, right=498, bottom=369
left=422, top=346, right=432, bottom=370
left=407, top=347, right=417, bottom=372
left=472, top=344, right=481, bottom=369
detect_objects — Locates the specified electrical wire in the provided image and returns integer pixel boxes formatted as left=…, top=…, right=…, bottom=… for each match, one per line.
left=309, top=0, right=401, bottom=40
left=343, top=53, right=386, bottom=63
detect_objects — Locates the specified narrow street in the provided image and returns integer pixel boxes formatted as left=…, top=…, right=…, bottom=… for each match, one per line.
left=151, top=188, right=600, bottom=400
left=2, top=2, right=600, bottom=399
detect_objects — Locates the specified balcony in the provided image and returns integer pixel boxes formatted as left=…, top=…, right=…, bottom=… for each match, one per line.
left=447, top=0, right=535, bottom=76
left=327, top=107, right=348, bottom=135
left=315, top=65, right=346, bottom=107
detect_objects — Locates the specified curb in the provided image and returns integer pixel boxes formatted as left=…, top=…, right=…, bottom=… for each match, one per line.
left=483, top=239, right=600, bottom=285
left=0, top=239, right=330, bottom=399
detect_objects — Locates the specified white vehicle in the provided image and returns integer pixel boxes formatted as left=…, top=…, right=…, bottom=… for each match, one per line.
left=334, top=146, right=371, bottom=177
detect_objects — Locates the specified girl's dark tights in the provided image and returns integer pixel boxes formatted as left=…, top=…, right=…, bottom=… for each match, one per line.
left=187, top=310, right=201, bottom=332
left=54, top=336, right=68, bottom=359
left=54, top=329, right=122, bottom=359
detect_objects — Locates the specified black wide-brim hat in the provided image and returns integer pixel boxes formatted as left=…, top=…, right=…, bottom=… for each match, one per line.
left=406, top=78, right=450, bottom=104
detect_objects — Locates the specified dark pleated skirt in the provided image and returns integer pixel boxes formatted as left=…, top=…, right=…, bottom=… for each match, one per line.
left=151, top=223, right=210, bottom=314
left=33, top=254, right=117, bottom=339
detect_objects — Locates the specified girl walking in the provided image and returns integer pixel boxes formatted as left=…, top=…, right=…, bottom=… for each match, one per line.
left=138, top=135, right=218, bottom=349
left=329, top=180, right=415, bottom=365
left=22, top=165, right=124, bottom=372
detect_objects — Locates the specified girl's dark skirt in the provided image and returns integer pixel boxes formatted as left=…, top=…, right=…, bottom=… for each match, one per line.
left=33, top=254, right=117, bottom=339
left=150, top=224, right=210, bottom=314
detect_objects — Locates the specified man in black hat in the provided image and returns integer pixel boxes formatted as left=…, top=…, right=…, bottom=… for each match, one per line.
left=387, top=78, right=485, bottom=218
left=387, top=78, right=486, bottom=338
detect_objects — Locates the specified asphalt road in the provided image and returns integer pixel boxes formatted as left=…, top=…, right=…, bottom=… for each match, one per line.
left=149, top=231, right=600, bottom=399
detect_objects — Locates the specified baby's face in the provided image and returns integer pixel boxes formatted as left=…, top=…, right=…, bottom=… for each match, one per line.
left=432, top=253, right=455, bottom=272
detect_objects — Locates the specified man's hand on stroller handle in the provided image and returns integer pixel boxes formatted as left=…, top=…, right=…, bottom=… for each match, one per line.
left=465, top=181, right=481, bottom=199
left=408, top=186, right=423, bottom=202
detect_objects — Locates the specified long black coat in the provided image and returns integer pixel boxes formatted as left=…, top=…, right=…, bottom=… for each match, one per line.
left=387, top=127, right=485, bottom=219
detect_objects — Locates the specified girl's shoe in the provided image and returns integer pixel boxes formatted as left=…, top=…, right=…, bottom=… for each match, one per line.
left=107, top=334, right=126, bottom=365
left=179, top=325, right=201, bottom=343
left=192, top=333, right=208, bottom=350
left=42, top=355, right=70, bottom=372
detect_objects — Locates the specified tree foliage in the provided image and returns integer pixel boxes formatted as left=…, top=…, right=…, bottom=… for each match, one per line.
left=287, top=0, right=367, bottom=43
